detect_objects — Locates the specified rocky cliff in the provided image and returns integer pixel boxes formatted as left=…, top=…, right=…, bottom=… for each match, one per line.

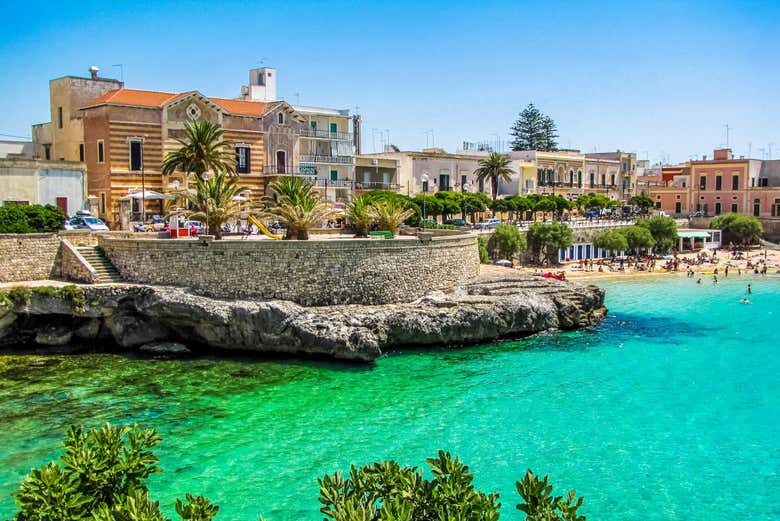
left=0, top=274, right=605, bottom=362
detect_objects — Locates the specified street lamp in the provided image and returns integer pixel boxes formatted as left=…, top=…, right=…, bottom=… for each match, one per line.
left=461, top=181, right=470, bottom=221
left=421, top=173, right=429, bottom=229
left=201, top=172, right=210, bottom=235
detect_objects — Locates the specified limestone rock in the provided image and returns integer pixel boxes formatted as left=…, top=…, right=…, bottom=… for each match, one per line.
left=139, top=342, right=191, bottom=356
left=35, top=326, right=73, bottom=346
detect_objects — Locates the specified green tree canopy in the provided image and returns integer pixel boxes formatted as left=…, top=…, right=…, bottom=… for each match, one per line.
left=526, top=222, right=573, bottom=264
left=174, top=172, right=242, bottom=240
left=619, top=225, right=655, bottom=251
left=487, top=224, right=527, bottom=260
left=628, top=195, right=654, bottom=211
left=0, top=204, right=67, bottom=233
left=593, top=230, right=628, bottom=252
left=710, top=213, right=763, bottom=243
left=637, top=216, right=678, bottom=252
left=412, top=194, right=444, bottom=219
left=540, top=116, right=559, bottom=152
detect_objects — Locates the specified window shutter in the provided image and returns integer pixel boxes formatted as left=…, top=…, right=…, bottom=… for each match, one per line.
left=245, top=147, right=251, bottom=174
left=235, top=147, right=240, bottom=171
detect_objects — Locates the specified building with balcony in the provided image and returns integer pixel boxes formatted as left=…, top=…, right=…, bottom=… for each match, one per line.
left=355, top=156, right=400, bottom=192
left=240, top=67, right=359, bottom=203
left=362, top=148, right=489, bottom=197
left=648, top=149, right=780, bottom=220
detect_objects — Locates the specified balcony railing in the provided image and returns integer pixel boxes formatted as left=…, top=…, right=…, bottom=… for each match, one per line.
left=300, top=154, right=353, bottom=165
left=262, top=165, right=316, bottom=176
left=299, top=128, right=352, bottom=141
left=311, top=179, right=354, bottom=188
left=355, top=182, right=401, bottom=191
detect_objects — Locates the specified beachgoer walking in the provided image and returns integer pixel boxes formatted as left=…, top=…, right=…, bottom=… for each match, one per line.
left=747, top=284, right=752, bottom=294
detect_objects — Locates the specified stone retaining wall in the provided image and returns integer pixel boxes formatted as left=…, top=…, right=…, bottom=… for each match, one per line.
left=60, top=240, right=96, bottom=283
left=98, top=234, right=480, bottom=305
left=0, top=234, right=61, bottom=282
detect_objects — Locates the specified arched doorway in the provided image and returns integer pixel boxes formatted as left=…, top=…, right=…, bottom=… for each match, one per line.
left=276, top=150, right=286, bottom=174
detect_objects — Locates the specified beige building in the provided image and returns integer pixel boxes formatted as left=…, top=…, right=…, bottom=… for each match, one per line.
left=355, top=156, right=400, bottom=192
left=362, top=148, right=490, bottom=197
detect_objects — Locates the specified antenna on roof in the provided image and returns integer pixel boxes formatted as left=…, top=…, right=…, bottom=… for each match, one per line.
left=112, top=64, right=124, bottom=83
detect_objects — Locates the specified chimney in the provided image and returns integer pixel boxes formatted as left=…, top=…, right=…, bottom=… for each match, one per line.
left=89, top=65, right=100, bottom=80
left=702, top=154, right=708, bottom=160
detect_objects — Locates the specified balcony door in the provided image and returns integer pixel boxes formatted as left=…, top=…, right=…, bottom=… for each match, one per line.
left=276, top=150, right=286, bottom=174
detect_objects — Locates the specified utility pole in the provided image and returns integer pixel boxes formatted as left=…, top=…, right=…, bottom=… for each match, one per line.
left=112, top=64, right=124, bottom=83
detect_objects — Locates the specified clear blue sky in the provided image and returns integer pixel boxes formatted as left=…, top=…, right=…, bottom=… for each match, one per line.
left=1, top=0, right=778, bottom=164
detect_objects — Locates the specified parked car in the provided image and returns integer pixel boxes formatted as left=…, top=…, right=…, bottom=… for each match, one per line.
left=474, top=218, right=501, bottom=229
left=688, top=211, right=704, bottom=218
left=444, top=218, right=468, bottom=227
left=65, top=215, right=109, bottom=232
left=150, top=215, right=167, bottom=231
left=585, top=209, right=601, bottom=217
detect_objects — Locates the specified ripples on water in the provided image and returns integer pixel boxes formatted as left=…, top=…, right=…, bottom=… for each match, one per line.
left=1, top=276, right=778, bottom=520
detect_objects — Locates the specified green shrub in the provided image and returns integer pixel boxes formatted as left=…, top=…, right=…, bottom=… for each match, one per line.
left=5, top=286, right=31, bottom=307
left=637, top=216, right=678, bottom=253
left=593, top=230, right=628, bottom=253
left=527, top=222, right=573, bottom=264
left=478, top=236, right=490, bottom=264
left=0, top=204, right=67, bottom=233
left=487, top=224, right=527, bottom=260
left=710, top=213, right=763, bottom=244
left=11, top=424, right=218, bottom=521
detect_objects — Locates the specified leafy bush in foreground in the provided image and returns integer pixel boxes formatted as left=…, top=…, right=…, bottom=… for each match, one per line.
left=11, top=424, right=585, bottom=520
left=0, top=204, right=67, bottom=233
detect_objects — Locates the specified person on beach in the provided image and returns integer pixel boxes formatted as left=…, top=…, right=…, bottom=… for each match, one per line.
left=724, top=265, right=729, bottom=277
left=747, top=284, right=752, bottom=295
left=713, top=275, right=718, bottom=284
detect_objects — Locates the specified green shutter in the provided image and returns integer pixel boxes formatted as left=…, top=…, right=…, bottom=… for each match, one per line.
left=311, top=121, right=317, bottom=129
left=330, top=170, right=338, bottom=181
left=330, top=123, right=337, bottom=133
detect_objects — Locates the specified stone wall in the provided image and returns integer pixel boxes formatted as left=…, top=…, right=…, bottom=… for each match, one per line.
left=0, top=234, right=61, bottom=282
left=98, top=234, right=480, bottom=305
left=60, top=240, right=96, bottom=283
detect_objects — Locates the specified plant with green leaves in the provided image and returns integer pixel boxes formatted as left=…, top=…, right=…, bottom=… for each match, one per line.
left=516, top=470, right=585, bottom=521
left=162, top=120, right=235, bottom=177
left=710, top=213, right=763, bottom=244
left=345, top=195, right=376, bottom=238
left=265, top=176, right=333, bottom=240
left=510, top=103, right=560, bottom=151
left=0, top=204, right=68, bottom=233
left=477, top=236, right=490, bottom=263
left=474, top=152, right=514, bottom=202
left=593, top=230, right=628, bottom=253
left=174, top=172, right=243, bottom=240
left=619, top=225, right=655, bottom=251
left=526, top=222, right=573, bottom=264
left=637, top=216, right=678, bottom=252
left=11, top=423, right=219, bottom=521
left=318, top=451, right=501, bottom=521
left=628, top=195, right=654, bottom=213
left=487, top=224, right=527, bottom=260
left=368, top=199, right=414, bottom=235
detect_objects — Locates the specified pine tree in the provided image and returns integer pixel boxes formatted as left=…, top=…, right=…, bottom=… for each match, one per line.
left=509, top=103, right=545, bottom=151
left=540, top=116, right=559, bottom=151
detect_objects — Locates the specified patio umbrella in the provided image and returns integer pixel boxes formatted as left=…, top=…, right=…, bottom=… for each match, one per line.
left=495, top=259, right=512, bottom=267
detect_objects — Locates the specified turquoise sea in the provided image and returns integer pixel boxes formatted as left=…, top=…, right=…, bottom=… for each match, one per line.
left=0, top=276, right=778, bottom=520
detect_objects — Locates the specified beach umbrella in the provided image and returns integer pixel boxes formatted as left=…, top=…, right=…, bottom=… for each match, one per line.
left=495, top=259, right=512, bottom=267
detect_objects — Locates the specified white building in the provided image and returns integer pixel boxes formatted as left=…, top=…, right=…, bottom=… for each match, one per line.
left=0, top=140, right=34, bottom=159
left=0, top=158, right=86, bottom=214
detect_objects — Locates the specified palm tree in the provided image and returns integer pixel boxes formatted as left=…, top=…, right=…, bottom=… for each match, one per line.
left=346, top=195, right=376, bottom=238
left=473, top=152, right=514, bottom=203
left=162, top=120, right=236, bottom=177
left=264, top=177, right=333, bottom=240
left=175, top=172, right=242, bottom=240
left=369, top=200, right=414, bottom=236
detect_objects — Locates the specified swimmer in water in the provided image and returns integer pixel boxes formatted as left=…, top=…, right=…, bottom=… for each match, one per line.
left=696, top=278, right=702, bottom=284
left=740, top=298, right=750, bottom=304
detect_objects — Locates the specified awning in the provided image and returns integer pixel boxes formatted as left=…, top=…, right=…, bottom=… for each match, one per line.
left=678, top=231, right=710, bottom=239
left=123, top=190, right=174, bottom=200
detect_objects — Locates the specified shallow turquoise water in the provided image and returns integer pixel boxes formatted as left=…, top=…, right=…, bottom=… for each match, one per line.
left=1, top=276, right=778, bottom=520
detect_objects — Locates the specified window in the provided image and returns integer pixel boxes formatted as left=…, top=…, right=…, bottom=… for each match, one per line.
left=732, top=175, right=739, bottom=190
left=699, top=175, right=706, bottom=190
left=461, top=175, right=467, bottom=187
left=235, top=146, right=250, bottom=174
left=715, top=202, right=721, bottom=215
left=655, top=201, right=661, bottom=209
left=675, top=202, right=681, bottom=213
left=310, top=121, right=317, bottom=129
left=276, top=150, right=286, bottom=173
left=759, top=178, right=769, bottom=187
left=439, top=174, right=450, bottom=191
left=422, top=180, right=429, bottom=192
left=577, top=170, right=582, bottom=187
left=58, top=107, right=63, bottom=129
left=79, top=144, right=85, bottom=162
left=330, top=170, right=338, bottom=182
left=478, top=178, right=484, bottom=193
left=715, top=176, right=722, bottom=191
left=278, top=112, right=284, bottom=124
left=97, top=140, right=104, bottom=163
left=731, top=203, right=738, bottom=213
left=590, top=172, right=595, bottom=186
left=44, top=144, right=51, bottom=160
left=129, top=140, right=143, bottom=171
left=610, top=174, right=615, bottom=186
left=753, top=199, right=760, bottom=217
left=601, top=174, right=606, bottom=187
left=330, top=123, right=337, bottom=133
left=99, top=193, right=106, bottom=216
left=773, top=198, right=780, bottom=217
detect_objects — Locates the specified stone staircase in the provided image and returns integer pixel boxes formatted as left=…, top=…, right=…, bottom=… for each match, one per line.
left=77, top=246, right=123, bottom=284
